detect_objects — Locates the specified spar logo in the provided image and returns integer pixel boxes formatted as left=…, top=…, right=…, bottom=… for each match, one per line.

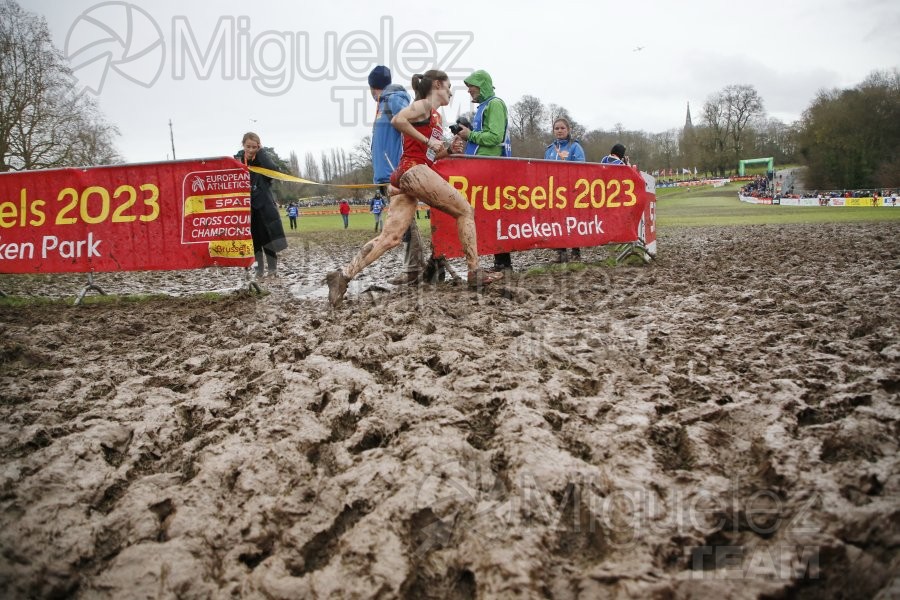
left=65, top=2, right=165, bottom=96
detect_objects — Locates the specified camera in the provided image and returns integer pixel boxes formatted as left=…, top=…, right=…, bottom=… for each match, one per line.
left=449, top=116, right=472, bottom=136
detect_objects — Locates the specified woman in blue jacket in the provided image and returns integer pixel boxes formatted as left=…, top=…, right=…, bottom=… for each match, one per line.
left=544, top=117, right=585, bottom=162
left=545, top=118, right=585, bottom=262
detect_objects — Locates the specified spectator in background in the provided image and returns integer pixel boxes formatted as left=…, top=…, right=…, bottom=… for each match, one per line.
left=740, top=175, right=771, bottom=198
left=286, top=202, right=299, bottom=230
left=544, top=118, right=586, bottom=263
left=339, top=199, right=350, bottom=229
left=452, top=69, right=513, bottom=272
left=370, top=191, right=385, bottom=232
left=368, top=65, right=424, bottom=284
left=600, top=143, right=629, bottom=165
left=235, top=132, right=287, bottom=278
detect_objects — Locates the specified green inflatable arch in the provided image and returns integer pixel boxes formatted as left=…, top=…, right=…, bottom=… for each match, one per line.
left=738, top=157, right=774, bottom=176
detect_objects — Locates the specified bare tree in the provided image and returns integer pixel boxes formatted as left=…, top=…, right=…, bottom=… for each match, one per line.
left=303, top=152, right=320, bottom=181
left=655, top=129, right=679, bottom=172
left=337, top=148, right=350, bottom=178
left=679, top=124, right=699, bottom=172
left=320, top=150, right=332, bottom=181
left=724, top=84, right=764, bottom=162
left=701, top=84, right=765, bottom=174
left=749, top=117, right=798, bottom=164
left=350, top=135, right=374, bottom=184
left=329, top=148, right=341, bottom=179
left=0, top=0, right=120, bottom=170
left=68, top=106, right=121, bottom=166
left=296, top=151, right=322, bottom=201
left=509, top=95, right=545, bottom=141
left=351, top=135, right=373, bottom=169
left=547, top=104, right=585, bottom=140
left=701, top=99, right=728, bottom=174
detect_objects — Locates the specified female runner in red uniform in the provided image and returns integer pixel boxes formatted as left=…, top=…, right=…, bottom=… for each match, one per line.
left=326, top=69, right=502, bottom=307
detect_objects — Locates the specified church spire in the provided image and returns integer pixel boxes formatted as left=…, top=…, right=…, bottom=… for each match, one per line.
left=684, top=101, right=693, bottom=130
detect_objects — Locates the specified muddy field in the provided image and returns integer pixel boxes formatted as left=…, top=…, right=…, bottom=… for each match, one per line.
left=1, top=223, right=898, bottom=599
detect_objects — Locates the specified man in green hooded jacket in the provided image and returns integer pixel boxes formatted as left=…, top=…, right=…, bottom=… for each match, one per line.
left=452, top=69, right=513, bottom=270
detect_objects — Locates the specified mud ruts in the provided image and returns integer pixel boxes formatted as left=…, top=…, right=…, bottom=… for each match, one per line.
left=1, top=223, right=898, bottom=598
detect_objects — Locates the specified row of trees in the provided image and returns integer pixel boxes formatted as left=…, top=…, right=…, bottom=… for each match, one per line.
left=272, top=144, right=374, bottom=204
left=278, top=84, right=800, bottom=202
left=279, top=83, right=800, bottom=201
left=504, top=84, right=796, bottom=178
left=798, top=70, right=899, bottom=190
left=0, top=0, right=121, bottom=171
left=4, top=0, right=895, bottom=194
left=502, top=75, right=898, bottom=190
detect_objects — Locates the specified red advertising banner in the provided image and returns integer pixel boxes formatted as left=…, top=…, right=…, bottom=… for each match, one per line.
left=0, top=157, right=254, bottom=274
left=431, top=157, right=656, bottom=258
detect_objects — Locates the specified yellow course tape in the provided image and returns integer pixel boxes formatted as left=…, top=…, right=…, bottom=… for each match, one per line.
left=248, top=166, right=379, bottom=189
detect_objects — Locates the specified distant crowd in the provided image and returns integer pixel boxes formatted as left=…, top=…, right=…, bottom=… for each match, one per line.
left=742, top=188, right=898, bottom=207
left=801, top=190, right=898, bottom=207
left=740, top=177, right=897, bottom=206
left=740, top=176, right=770, bottom=197
left=802, top=189, right=897, bottom=200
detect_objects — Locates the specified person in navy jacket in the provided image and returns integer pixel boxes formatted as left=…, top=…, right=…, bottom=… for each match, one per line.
left=601, top=143, right=628, bottom=165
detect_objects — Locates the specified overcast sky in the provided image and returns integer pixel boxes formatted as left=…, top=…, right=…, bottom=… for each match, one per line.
left=21, top=0, right=900, bottom=166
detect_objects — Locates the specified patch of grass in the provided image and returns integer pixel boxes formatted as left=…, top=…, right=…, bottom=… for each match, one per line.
left=287, top=180, right=900, bottom=234
left=0, top=290, right=237, bottom=309
left=195, top=291, right=239, bottom=301
left=655, top=186, right=699, bottom=199
left=656, top=183, right=900, bottom=227
left=0, top=295, right=63, bottom=309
